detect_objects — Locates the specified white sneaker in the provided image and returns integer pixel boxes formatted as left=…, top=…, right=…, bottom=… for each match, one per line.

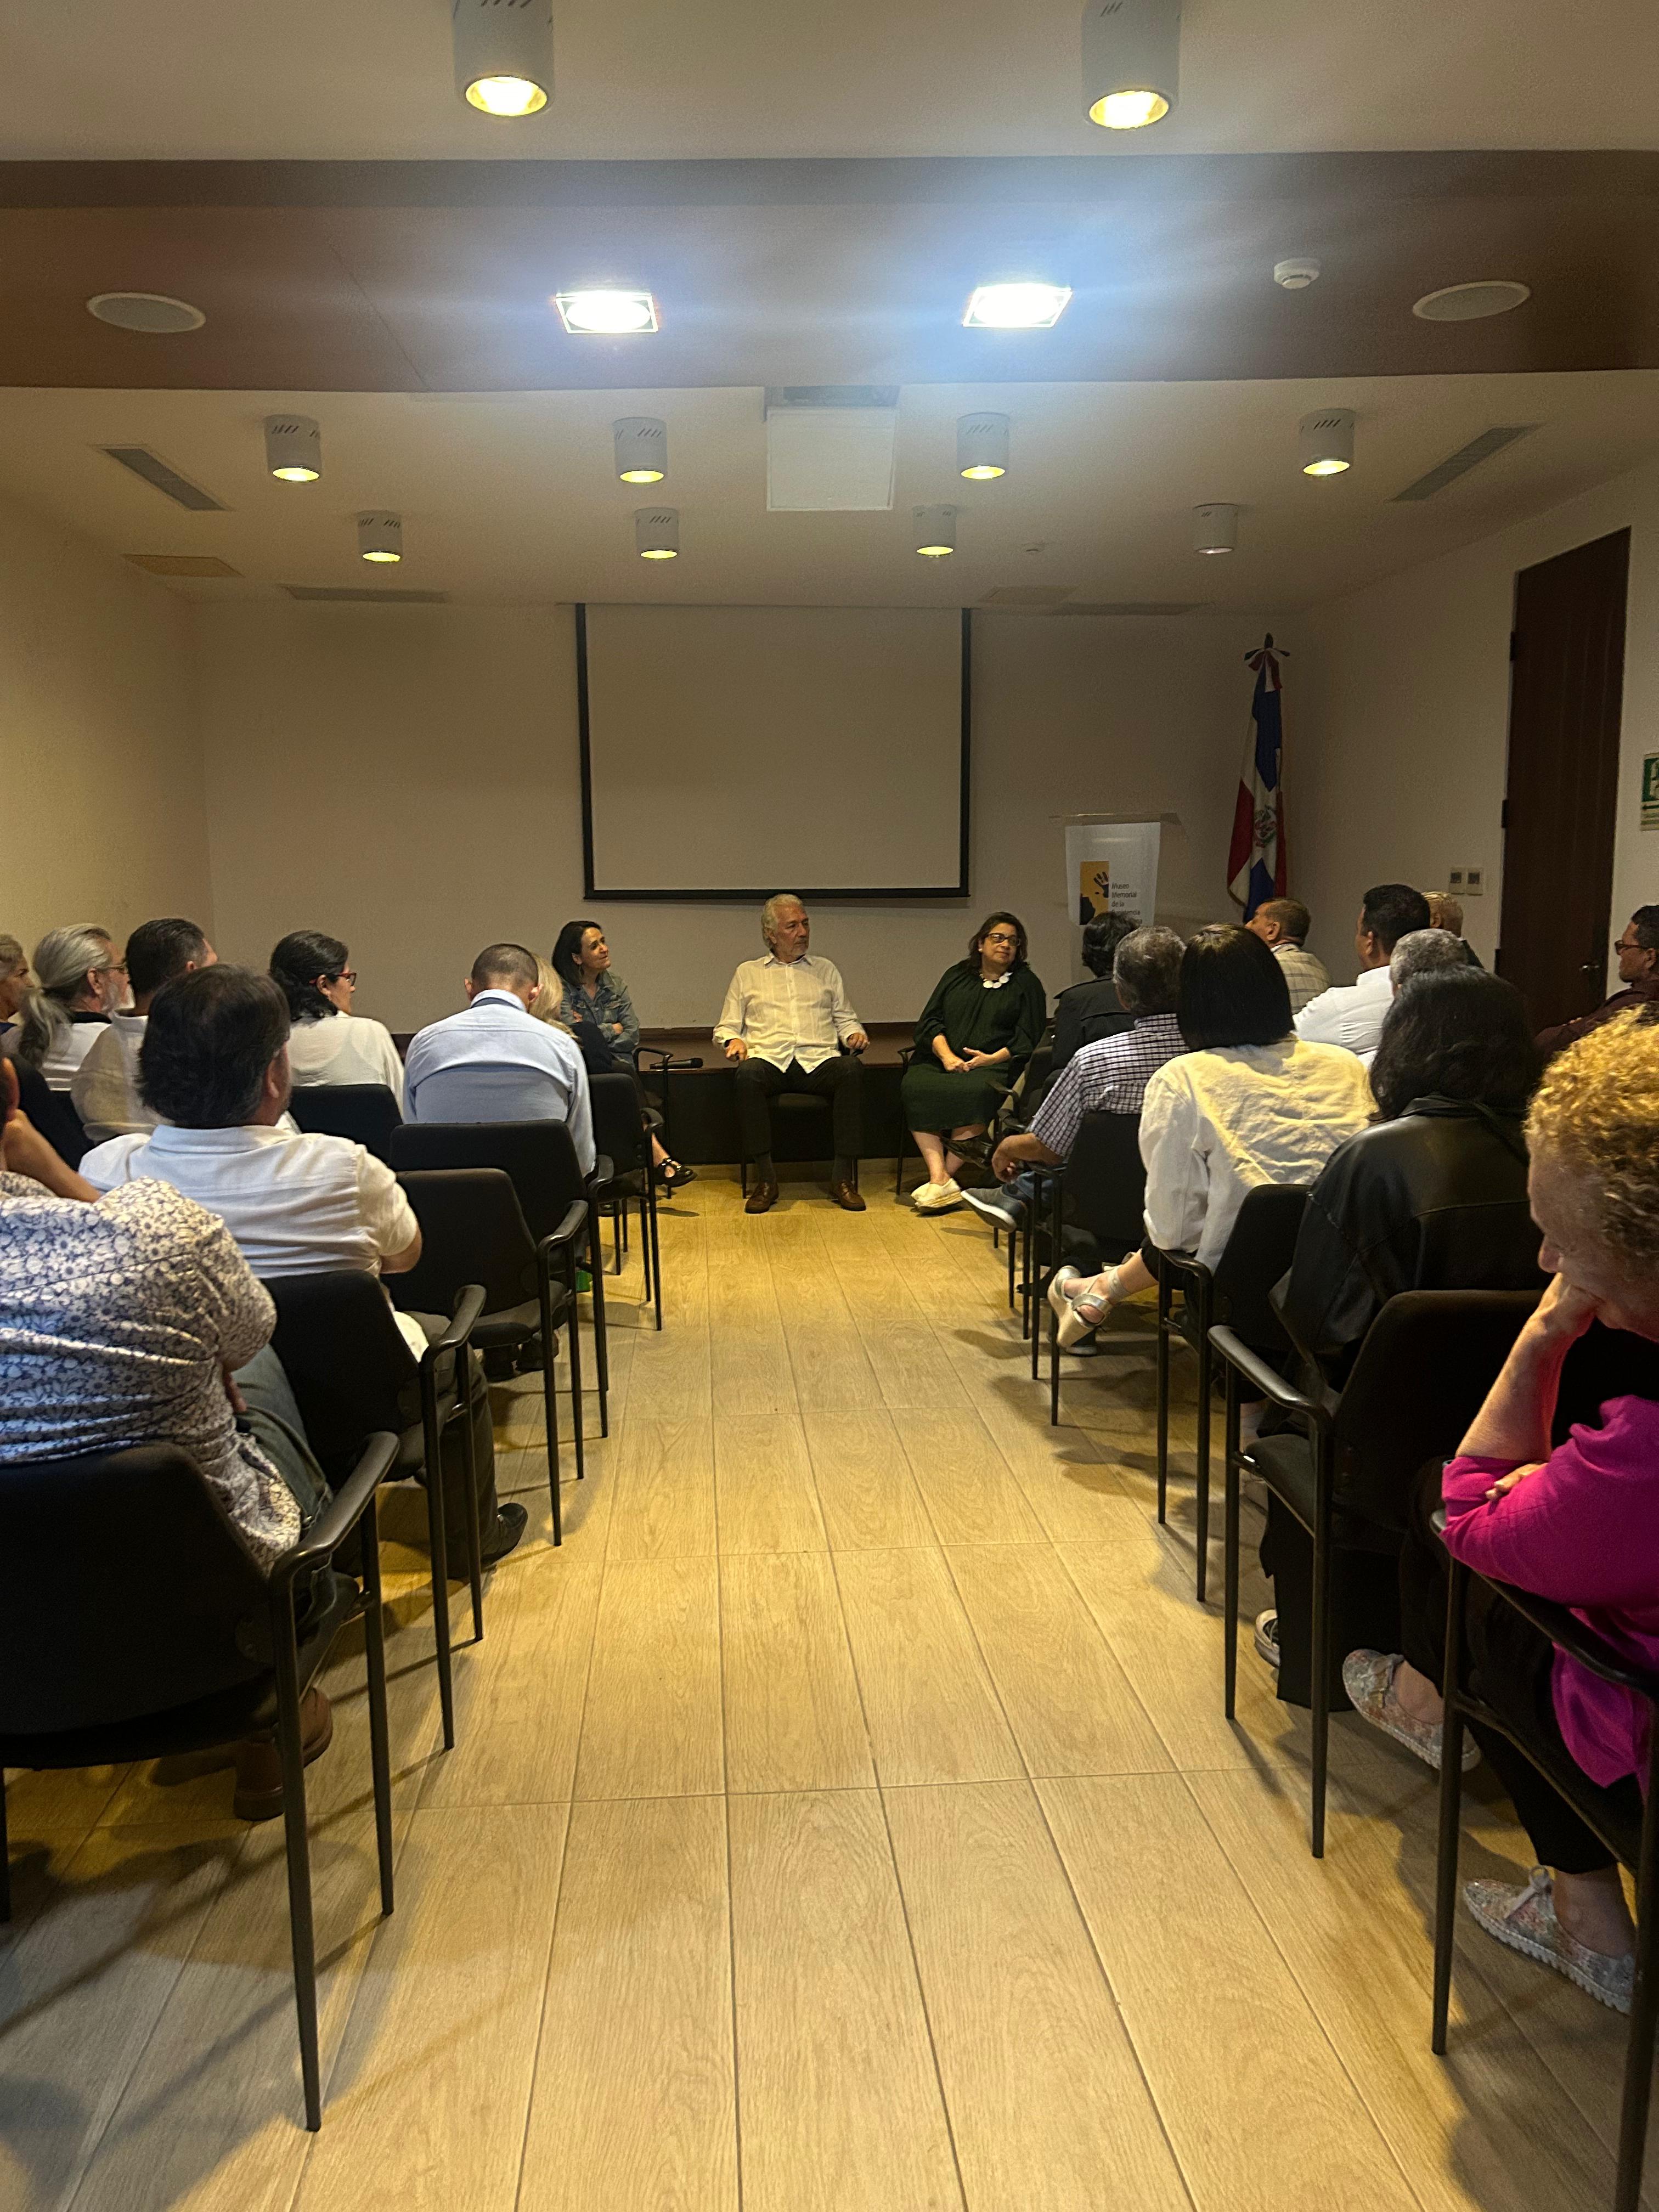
left=1254, top=1610, right=1280, bottom=1667
left=913, top=1178, right=962, bottom=1214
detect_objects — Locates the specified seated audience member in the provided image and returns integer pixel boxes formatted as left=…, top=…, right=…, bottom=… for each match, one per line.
left=552, top=920, right=641, bottom=1065
left=1257, top=968, right=1547, bottom=1700
left=0, top=1053, right=335, bottom=1814
left=1245, top=897, right=1330, bottom=1015
left=1051, top=913, right=1135, bottom=1072
left=902, top=912, right=1047, bottom=1214
left=1344, top=1015, right=1659, bottom=2013
left=404, top=941, right=595, bottom=1173
left=965, top=924, right=1185, bottom=1230
left=715, top=894, right=868, bottom=1215
left=270, top=930, right=406, bottom=1107
left=534, top=952, right=694, bottom=1193
left=1536, top=905, right=1659, bottom=1061
left=72, top=915, right=217, bottom=1141
left=78, top=966, right=523, bottom=1567
left=1295, top=883, right=1432, bottom=1059
left=15, top=924, right=125, bottom=1086
left=0, top=934, right=30, bottom=1045
left=1048, top=926, right=1374, bottom=1344
left=1350, top=926, right=1475, bottom=1069
left=1426, top=891, right=1483, bottom=965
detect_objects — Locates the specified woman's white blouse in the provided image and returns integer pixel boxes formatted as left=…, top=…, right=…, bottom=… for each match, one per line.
left=285, top=1013, right=406, bottom=1108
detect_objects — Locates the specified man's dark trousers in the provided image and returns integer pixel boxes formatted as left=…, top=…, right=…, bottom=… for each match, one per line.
left=733, top=1053, right=862, bottom=1166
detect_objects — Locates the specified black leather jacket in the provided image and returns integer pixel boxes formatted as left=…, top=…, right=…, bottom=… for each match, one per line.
left=1280, top=1096, right=1546, bottom=1386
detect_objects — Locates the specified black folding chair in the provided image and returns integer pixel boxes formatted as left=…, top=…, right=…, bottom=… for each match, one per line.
left=1434, top=1546, right=1659, bottom=2212
left=392, top=1166, right=587, bottom=1544
left=286, top=1082, right=403, bottom=1162
left=588, top=1069, right=664, bottom=1331
left=1151, top=1184, right=1311, bottom=1601
left=0, top=1430, right=398, bottom=2131
left=1209, top=1289, right=1540, bottom=1855
left=634, top=1044, right=702, bottom=1163
left=388, top=1120, right=610, bottom=1438
left=266, top=1272, right=485, bottom=1749
left=1022, top=1112, right=1147, bottom=1417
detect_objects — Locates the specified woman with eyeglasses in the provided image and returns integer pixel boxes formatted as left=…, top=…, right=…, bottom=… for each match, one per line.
left=15, top=925, right=125, bottom=1087
left=269, top=930, right=405, bottom=1108
left=902, top=911, right=1046, bottom=1213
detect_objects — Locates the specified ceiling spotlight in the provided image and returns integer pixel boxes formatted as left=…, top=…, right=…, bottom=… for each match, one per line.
left=556, top=289, right=658, bottom=335
left=1193, top=503, right=1238, bottom=555
left=963, top=283, right=1071, bottom=330
left=264, top=414, right=321, bottom=483
left=1274, top=258, right=1321, bottom=291
left=613, top=416, right=668, bottom=484
left=635, top=506, right=679, bottom=559
left=1082, top=0, right=1180, bottom=127
left=957, top=413, right=1010, bottom=480
left=915, top=505, right=957, bottom=557
left=86, top=291, right=205, bottom=334
left=453, top=0, right=552, bottom=115
left=1299, top=409, right=1355, bottom=477
left=357, top=512, right=403, bottom=564
left=1412, top=279, right=1531, bottom=323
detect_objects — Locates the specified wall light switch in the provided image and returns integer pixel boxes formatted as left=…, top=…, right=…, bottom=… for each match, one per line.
left=1464, top=867, right=1485, bottom=895
left=1447, top=867, right=1465, bottom=890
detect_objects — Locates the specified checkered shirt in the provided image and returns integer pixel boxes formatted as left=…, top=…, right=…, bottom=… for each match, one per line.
left=1029, top=1012, right=1187, bottom=1158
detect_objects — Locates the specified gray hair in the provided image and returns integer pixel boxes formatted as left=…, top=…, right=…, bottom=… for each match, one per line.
left=761, top=893, right=806, bottom=948
left=1113, top=924, right=1186, bottom=1017
left=0, top=933, right=23, bottom=976
left=16, top=924, right=114, bottom=1069
left=1390, top=928, right=1471, bottom=991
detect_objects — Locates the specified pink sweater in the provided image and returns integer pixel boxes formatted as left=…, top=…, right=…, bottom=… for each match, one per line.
left=1442, top=1395, right=1659, bottom=1790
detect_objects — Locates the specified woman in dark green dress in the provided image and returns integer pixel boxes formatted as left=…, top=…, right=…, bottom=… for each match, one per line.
left=902, top=912, right=1046, bottom=1212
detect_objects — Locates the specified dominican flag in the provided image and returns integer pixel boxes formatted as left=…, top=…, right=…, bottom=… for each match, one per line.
left=1227, top=636, right=1287, bottom=917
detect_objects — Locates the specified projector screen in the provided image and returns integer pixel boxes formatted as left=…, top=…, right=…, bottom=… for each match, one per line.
left=578, top=604, right=970, bottom=899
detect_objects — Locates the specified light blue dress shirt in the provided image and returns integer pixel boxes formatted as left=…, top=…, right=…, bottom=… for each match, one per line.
left=403, top=990, right=596, bottom=1172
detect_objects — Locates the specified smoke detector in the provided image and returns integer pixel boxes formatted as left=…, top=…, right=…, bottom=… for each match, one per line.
left=1274, top=259, right=1321, bottom=291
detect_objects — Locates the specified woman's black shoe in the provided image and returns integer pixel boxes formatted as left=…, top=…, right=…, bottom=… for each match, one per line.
left=658, top=1159, right=698, bottom=1192
left=481, top=1502, right=529, bottom=1564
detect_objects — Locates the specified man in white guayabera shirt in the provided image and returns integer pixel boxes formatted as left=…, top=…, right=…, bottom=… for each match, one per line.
left=714, top=894, right=868, bottom=1215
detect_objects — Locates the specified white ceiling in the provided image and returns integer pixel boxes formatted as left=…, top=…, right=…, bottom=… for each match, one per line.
left=3, top=371, right=1654, bottom=612
left=0, top=0, right=1655, bottom=162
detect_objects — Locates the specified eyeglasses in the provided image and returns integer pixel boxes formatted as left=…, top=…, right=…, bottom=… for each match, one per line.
left=325, top=970, right=358, bottom=988
left=95, top=961, right=128, bottom=976
left=983, top=932, right=1020, bottom=946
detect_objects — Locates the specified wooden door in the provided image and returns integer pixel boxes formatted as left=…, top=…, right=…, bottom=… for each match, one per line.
left=1497, top=528, right=1629, bottom=1028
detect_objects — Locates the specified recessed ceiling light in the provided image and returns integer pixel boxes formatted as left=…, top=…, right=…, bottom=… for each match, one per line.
left=1082, top=0, right=1180, bottom=127
left=453, top=0, right=552, bottom=114
left=555, top=289, right=658, bottom=335
left=87, top=291, right=205, bottom=334
left=614, top=416, right=668, bottom=484
left=358, top=512, right=403, bottom=564
left=915, top=505, right=957, bottom=557
left=265, top=414, right=321, bottom=483
left=1299, top=409, right=1355, bottom=477
left=635, top=506, right=679, bottom=559
left=1412, top=280, right=1532, bottom=323
left=963, top=283, right=1071, bottom=330
left=957, top=412, right=1009, bottom=479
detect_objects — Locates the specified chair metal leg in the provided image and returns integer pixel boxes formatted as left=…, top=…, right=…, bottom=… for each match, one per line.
left=1432, top=1560, right=1471, bottom=2052
left=1048, top=1295, right=1061, bottom=1427
left=1155, top=1272, right=1171, bottom=1527
left=0, top=1774, right=10, bottom=1923
left=1006, top=1221, right=1017, bottom=1313
left=637, top=1191, right=652, bottom=1303
left=457, top=1368, right=483, bottom=1645
left=612, top=1205, right=623, bottom=1274
left=586, top=1212, right=610, bottom=1438
left=1194, top=1317, right=1212, bottom=1605
left=358, top=1496, right=395, bottom=1918
left=273, top=1612, right=321, bottom=2129
left=621, top=1201, right=630, bottom=1254
left=566, top=1256, right=588, bottom=1483
left=1310, top=1488, right=1330, bottom=1859
left=536, top=1260, right=568, bottom=1541
left=647, top=1188, right=664, bottom=1332
left=1223, top=1364, right=1240, bottom=1722
left=1615, top=1786, right=1659, bottom=2212
left=420, top=1391, right=456, bottom=1750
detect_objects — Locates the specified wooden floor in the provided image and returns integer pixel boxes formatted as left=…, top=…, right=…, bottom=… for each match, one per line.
left=3, top=1171, right=1649, bottom=2211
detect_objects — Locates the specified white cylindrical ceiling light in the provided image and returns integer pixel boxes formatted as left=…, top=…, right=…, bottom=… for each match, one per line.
left=614, top=416, right=668, bottom=484
left=1082, top=0, right=1180, bottom=128
left=1299, top=408, right=1355, bottom=476
left=264, top=414, right=321, bottom=483
left=957, top=412, right=1010, bottom=481
left=453, top=0, right=552, bottom=115
left=915, top=505, right=957, bottom=557
left=635, top=506, right=679, bottom=559
left=357, top=512, right=403, bottom=564
left=1193, top=503, right=1238, bottom=555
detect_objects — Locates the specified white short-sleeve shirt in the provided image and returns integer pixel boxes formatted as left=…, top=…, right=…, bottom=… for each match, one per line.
left=285, top=1012, right=407, bottom=1108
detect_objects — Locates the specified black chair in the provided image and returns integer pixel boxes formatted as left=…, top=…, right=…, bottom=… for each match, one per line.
left=286, top=1082, right=403, bottom=1162
left=1434, top=1547, right=1659, bottom=2212
left=33, top=1087, right=89, bottom=1166
left=0, top=1430, right=398, bottom=2131
left=588, top=1069, right=664, bottom=1331
left=387, top=1120, right=610, bottom=1438
left=1024, top=1113, right=1148, bottom=1420
left=1151, top=1185, right=1311, bottom=1602
left=392, top=1166, right=586, bottom=1545
left=634, top=1045, right=702, bottom=1162
left=265, top=1272, right=485, bottom=1750
left=1209, top=1288, right=1540, bottom=1856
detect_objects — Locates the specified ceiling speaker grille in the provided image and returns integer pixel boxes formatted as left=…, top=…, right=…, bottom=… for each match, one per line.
left=1392, top=427, right=1536, bottom=502
left=100, top=446, right=227, bottom=511
left=283, top=585, right=449, bottom=604
left=125, top=554, right=240, bottom=577
left=1052, top=601, right=1204, bottom=617
left=981, top=586, right=1075, bottom=607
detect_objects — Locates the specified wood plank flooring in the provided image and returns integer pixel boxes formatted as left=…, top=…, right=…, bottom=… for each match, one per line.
left=3, top=1169, right=1647, bottom=2211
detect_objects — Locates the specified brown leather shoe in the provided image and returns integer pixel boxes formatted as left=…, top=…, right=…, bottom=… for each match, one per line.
left=745, top=1180, right=779, bottom=1214
left=232, top=1688, right=334, bottom=1822
left=830, top=1180, right=866, bottom=1212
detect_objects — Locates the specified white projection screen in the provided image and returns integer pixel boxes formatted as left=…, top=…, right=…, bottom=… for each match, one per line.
left=578, top=604, right=970, bottom=898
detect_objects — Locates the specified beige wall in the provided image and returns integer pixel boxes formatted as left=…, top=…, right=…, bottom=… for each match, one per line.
left=0, top=494, right=209, bottom=956
left=195, top=599, right=1280, bottom=1033
left=1292, top=453, right=1659, bottom=989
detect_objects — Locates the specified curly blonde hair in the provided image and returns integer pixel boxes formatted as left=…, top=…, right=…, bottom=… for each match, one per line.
left=1526, top=1011, right=1659, bottom=1266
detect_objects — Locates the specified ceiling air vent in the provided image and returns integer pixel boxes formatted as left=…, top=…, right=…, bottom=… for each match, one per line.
left=283, top=584, right=449, bottom=604
left=1053, top=601, right=1204, bottom=617
left=100, top=446, right=227, bottom=511
left=125, top=554, right=240, bottom=577
left=980, top=586, right=1076, bottom=607
left=1392, top=426, right=1535, bottom=503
